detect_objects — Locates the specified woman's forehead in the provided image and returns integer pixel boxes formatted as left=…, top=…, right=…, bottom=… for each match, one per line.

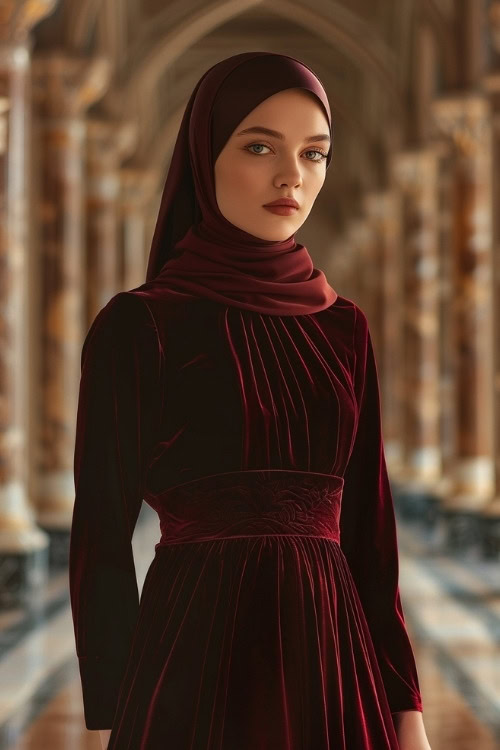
left=234, top=92, right=330, bottom=133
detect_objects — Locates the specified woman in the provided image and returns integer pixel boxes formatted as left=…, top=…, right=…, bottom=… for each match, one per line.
left=69, top=51, right=431, bottom=749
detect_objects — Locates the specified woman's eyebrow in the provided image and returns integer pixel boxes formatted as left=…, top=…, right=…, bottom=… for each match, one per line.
left=235, top=126, right=330, bottom=143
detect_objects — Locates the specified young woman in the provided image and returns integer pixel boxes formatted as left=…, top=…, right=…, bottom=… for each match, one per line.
left=69, top=51, right=431, bottom=749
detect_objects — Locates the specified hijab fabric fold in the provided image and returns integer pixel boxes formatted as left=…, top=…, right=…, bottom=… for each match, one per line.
left=145, top=51, right=338, bottom=315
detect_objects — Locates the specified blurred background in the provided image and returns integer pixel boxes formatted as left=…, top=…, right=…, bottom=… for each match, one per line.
left=0, top=0, right=500, bottom=747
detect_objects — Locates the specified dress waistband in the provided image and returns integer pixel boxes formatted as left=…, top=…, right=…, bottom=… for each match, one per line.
left=152, top=469, right=344, bottom=549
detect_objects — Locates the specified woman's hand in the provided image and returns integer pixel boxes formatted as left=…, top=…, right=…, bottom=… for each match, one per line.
left=98, top=728, right=112, bottom=749
left=393, top=710, right=432, bottom=750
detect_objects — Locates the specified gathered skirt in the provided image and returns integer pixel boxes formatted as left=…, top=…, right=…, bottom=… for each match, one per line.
left=107, top=470, right=400, bottom=749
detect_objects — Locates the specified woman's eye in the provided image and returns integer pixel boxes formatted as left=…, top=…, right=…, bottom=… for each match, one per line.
left=304, top=149, right=328, bottom=161
left=246, top=143, right=271, bottom=155
left=245, top=143, right=327, bottom=161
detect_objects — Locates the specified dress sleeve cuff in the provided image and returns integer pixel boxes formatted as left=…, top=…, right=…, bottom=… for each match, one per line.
left=78, top=655, right=128, bottom=730
left=390, top=696, right=424, bottom=714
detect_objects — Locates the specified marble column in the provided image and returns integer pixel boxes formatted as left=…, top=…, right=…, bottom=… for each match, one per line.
left=321, top=232, right=353, bottom=301
left=432, top=94, right=496, bottom=547
left=434, top=144, right=459, bottom=505
left=345, top=215, right=378, bottom=333
left=119, top=167, right=156, bottom=289
left=0, top=0, right=56, bottom=606
left=482, top=8, right=500, bottom=554
left=31, top=53, right=110, bottom=565
left=490, top=1, right=500, bottom=60
left=390, top=148, right=443, bottom=495
left=362, top=190, right=404, bottom=472
left=85, top=119, right=137, bottom=324
left=144, top=190, right=162, bottom=271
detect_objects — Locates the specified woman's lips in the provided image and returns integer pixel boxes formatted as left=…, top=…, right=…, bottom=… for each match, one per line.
left=263, top=205, right=299, bottom=216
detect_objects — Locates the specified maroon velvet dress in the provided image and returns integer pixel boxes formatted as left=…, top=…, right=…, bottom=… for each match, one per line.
left=69, top=288, right=423, bottom=749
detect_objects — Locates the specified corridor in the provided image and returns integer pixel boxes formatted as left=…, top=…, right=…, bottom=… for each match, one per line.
left=1, top=0, right=500, bottom=748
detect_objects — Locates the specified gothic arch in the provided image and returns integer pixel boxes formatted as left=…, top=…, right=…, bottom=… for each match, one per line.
left=115, top=0, right=404, bottom=114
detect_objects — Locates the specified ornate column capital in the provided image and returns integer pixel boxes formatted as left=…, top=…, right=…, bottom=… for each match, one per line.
left=0, top=0, right=57, bottom=43
left=432, top=94, right=491, bottom=156
left=32, top=53, right=111, bottom=117
left=86, top=119, right=138, bottom=202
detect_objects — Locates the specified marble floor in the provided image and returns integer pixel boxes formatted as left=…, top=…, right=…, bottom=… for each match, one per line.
left=0, top=501, right=499, bottom=750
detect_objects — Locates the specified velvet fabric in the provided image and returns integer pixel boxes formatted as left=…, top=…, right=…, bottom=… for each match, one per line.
left=144, top=51, right=338, bottom=315
left=69, top=290, right=423, bottom=748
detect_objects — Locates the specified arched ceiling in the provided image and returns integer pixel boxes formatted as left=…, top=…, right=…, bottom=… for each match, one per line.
left=32, top=0, right=458, bottom=217
left=116, top=1, right=403, bottom=109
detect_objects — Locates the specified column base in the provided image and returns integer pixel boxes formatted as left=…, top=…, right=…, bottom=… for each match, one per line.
left=438, top=507, right=483, bottom=554
left=0, top=545, right=49, bottom=608
left=392, top=480, right=440, bottom=526
left=393, top=480, right=500, bottom=560
left=477, top=504, right=500, bottom=559
left=36, top=524, right=71, bottom=568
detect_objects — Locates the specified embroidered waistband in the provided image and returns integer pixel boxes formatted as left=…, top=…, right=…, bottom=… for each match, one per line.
left=152, top=469, right=344, bottom=548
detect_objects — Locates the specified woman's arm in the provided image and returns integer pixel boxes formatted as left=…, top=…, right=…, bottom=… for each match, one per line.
left=339, top=305, right=425, bottom=715
left=393, top=711, right=432, bottom=749
left=99, top=729, right=112, bottom=749
left=69, top=292, right=164, bottom=730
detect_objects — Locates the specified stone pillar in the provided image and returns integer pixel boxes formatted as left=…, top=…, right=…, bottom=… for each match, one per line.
left=345, top=215, right=378, bottom=331
left=85, top=119, right=137, bottom=324
left=434, top=143, right=458, bottom=504
left=432, top=94, right=496, bottom=547
left=321, top=232, right=354, bottom=301
left=490, top=1, right=500, bottom=62
left=31, top=53, right=110, bottom=565
left=363, top=190, right=404, bottom=471
left=119, top=167, right=156, bottom=289
left=482, top=3, right=500, bottom=554
left=489, top=96, right=500, bottom=551
left=390, top=147, right=443, bottom=496
left=0, top=0, right=56, bottom=606
left=144, top=187, right=162, bottom=270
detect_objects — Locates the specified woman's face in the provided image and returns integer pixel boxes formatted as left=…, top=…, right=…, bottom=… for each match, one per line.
left=214, top=88, right=331, bottom=241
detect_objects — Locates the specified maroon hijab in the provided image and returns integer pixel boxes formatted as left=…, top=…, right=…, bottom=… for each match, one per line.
left=145, top=51, right=338, bottom=315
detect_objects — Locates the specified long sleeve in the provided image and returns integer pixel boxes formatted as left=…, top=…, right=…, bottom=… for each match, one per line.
left=339, top=305, right=423, bottom=715
left=69, top=292, right=164, bottom=730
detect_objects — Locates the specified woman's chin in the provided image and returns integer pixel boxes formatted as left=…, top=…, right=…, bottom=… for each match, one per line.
left=223, top=211, right=300, bottom=241
left=262, top=229, right=299, bottom=241
left=249, top=218, right=300, bottom=242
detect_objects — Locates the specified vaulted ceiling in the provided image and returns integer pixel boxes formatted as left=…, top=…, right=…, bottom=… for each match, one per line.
left=33, top=0, right=462, bottom=232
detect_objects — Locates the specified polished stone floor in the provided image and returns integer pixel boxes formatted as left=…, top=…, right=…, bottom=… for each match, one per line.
left=1, top=501, right=499, bottom=749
